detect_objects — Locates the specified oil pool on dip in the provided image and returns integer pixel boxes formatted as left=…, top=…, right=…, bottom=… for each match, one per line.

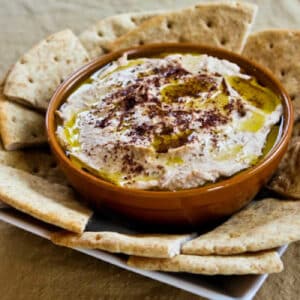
left=56, top=53, right=283, bottom=191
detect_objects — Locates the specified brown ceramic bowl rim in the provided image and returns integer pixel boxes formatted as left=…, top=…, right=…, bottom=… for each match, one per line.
left=46, top=43, right=294, bottom=196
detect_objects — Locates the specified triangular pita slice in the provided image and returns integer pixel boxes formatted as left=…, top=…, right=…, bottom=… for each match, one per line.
left=292, top=121, right=300, bottom=138
left=127, top=251, right=283, bottom=275
left=0, top=96, right=47, bottom=150
left=0, top=165, right=92, bottom=233
left=0, top=77, right=46, bottom=150
left=79, top=11, right=164, bottom=59
left=0, top=149, right=67, bottom=185
left=51, top=231, right=195, bottom=258
left=242, top=30, right=300, bottom=120
left=182, top=198, right=300, bottom=256
left=267, top=139, right=300, bottom=199
left=4, top=29, right=90, bottom=111
left=108, top=2, right=257, bottom=53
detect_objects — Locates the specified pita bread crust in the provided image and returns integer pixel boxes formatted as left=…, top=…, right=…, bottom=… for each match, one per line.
left=4, top=29, right=90, bottom=111
left=0, top=149, right=67, bottom=185
left=108, top=2, right=257, bottom=53
left=127, top=251, right=283, bottom=275
left=0, top=96, right=47, bottom=150
left=79, top=11, right=163, bottom=59
left=0, top=74, right=46, bottom=150
left=242, top=30, right=300, bottom=121
left=182, top=198, right=300, bottom=255
left=292, top=121, right=300, bottom=138
left=268, top=139, right=300, bottom=199
left=51, top=231, right=195, bottom=258
left=0, top=164, right=92, bottom=233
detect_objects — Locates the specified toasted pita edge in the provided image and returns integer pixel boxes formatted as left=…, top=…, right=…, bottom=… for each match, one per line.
left=0, top=149, right=67, bottom=184
left=267, top=139, right=300, bottom=199
left=182, top=198, right=300, bottom=255
left=108, top=2, right=257, bottom=53
left=4, top=29, right=90, bottom=111
left=127, top=251, right=283, bottom=275
left=51, top=231, right=196, bottom=258
left=79, top=11, right=164, bottom=59
left=0, top=164, right=92, bottom=233
left=0, top=98, right=47, bottom=150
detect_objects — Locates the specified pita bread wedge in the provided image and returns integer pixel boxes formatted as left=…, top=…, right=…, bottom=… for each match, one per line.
left=243, top=30, right=300, bottom=121
left=51, top=231, right=195, bottom=258
left=182, top=198, right=300, bottom=256
left=108, top=2, right=257, bottom=53
left=79, top=11, right=163, bottom=59
left=0, top=149, right=67, bottom=185
left=267, top=139, right=300, bottom=199
left=0, top=75, right=46, bottom=150
left=0, top=97, right=47, bottom=150
left=4, top=29, right=90, bottom=111
left=292, top=121, right=300, bottom=138
left=127, top=251, right=283, bottom=275
left=0, top=164, right=92, bottom=233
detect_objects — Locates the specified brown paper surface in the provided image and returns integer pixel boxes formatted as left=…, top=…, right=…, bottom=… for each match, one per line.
left=1, top=1, right=300, bottom=299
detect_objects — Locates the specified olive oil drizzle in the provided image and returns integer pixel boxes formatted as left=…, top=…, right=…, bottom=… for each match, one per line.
left=239, top=111, right=265, bottom=132
left=152, top=130, right=192, bottom=153
left=226, top=76, right=281, bottom=113
left=97, top=59, right=145, bottom=80
left=262, top=123, right=281, bottom=157
left=161, top=76, right=218, bottom=104
left=69, top=154, right=123, bottom=185
left=64, top=115, right=80, bottom=150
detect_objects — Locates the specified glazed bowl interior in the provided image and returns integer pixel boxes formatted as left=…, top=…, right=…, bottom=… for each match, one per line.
left=46, top=43, right=293, bottom=228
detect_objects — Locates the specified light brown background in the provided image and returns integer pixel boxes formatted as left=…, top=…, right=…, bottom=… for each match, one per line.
left=0, top=0, right=299, bottom=299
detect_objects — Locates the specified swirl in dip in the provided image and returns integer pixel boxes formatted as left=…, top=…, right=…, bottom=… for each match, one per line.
left=56, top=53, right=283, bottom=190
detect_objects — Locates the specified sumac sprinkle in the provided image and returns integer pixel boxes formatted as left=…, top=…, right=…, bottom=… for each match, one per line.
left=124, top=96, right=136, bottom=110
left=95, top=118, right=109, bottom=128
left=236, top=99, right=246, bottom=117
left=136, top=125, right=146, bottom=136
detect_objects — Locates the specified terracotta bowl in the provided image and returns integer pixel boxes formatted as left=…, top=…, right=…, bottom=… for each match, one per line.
left=46, top=44, right=293, bottom=229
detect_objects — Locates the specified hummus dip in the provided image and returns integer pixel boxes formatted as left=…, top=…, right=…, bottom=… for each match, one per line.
left=57, top=53, right=283, bottom=190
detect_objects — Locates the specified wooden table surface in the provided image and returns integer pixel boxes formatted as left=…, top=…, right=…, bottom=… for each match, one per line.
left=0, top=1, right=300, bottom=299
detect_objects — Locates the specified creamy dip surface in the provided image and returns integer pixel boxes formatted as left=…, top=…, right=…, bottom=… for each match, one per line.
left=57, top=53, right=283, bottom=190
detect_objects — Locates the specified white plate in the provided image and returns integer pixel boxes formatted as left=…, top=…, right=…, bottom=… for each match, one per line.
left=0, top=204, right=287, bottom=300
